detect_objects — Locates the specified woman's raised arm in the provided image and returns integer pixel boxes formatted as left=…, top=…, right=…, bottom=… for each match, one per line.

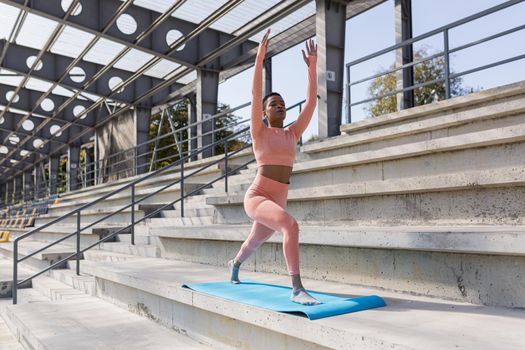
left=289, top=39, right=318, bottom=140
left=250, top=29, right=271, bottom=139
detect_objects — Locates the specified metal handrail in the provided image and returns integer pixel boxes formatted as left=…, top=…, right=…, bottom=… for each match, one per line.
left=12, top=99, right=306, bottom=304
left=345, top=0, right=525, bottom=122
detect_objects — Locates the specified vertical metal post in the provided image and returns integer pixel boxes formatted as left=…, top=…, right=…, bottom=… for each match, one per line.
left=12, top=241, right=18, bottom=304
left=298, top=103, right=303, bottom=145
left=395, top=0, right=414, bottom=111
left=76, top=211, right=81, bottom=275
left=134, top=147, right=138, bottom=176
left=224, top=139, right=228, bottom=193
left=131, top=184, right=135, bottom=245
left=346, top=64, right=352, bottom=123
left=180, top=161, right=184, bottom=217
left=443, top=29, right=451, bottom=99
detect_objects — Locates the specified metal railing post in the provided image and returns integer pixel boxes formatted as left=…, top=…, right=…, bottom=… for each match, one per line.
left=131, top=184, right=135, bottom=245
left=76, top=211, right=81, bottom=275
left=180, top=161, right=184, bottom=217
left=12, top=241, right=18, bottom=304
left=443, top=28, right=451, bottom=99
left=346, top=64, right=352, bottom=123
left=224, top=139, right=228, bottom=193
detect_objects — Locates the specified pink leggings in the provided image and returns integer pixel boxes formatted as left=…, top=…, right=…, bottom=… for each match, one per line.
left=234, top=174, right=300, bottom=275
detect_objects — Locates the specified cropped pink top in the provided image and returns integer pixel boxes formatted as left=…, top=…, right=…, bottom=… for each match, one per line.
left=250, top=45, right=317, bottom=167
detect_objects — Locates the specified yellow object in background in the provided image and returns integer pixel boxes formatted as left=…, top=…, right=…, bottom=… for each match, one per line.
left=0, top=231, right=9, bottom=243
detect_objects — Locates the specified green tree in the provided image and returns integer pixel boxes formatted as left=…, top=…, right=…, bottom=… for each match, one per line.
left=147, top=100, right=248, bottom=170
left=366, top=48, right=472, bottom=117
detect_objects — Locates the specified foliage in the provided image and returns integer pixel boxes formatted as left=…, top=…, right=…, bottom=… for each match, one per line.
left=147, top=99, right=247, bottom=170
left=365, top=48, right=472, bottom=117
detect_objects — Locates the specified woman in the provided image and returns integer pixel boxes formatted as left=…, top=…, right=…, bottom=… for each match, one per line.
left=228, top=29, right=321, bottom=306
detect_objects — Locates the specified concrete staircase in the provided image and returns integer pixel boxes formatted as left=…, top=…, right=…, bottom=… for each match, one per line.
left=1, top=81, right=525, bottom=349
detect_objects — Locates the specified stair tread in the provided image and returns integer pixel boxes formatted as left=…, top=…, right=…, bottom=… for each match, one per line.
left=73, top=255, right=525, bottom=350
left=1, top=278, right=211, bottom=349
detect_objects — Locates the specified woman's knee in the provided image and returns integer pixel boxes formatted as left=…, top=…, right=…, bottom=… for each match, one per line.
left=282, top=215, right=299, bottom=236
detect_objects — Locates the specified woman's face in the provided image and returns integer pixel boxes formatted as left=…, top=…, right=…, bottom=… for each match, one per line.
left=263, top=95, right=286, bottom=124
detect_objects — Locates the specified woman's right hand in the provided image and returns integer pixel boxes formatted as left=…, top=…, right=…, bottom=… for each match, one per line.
left=256, top=29, right=271, bottom=61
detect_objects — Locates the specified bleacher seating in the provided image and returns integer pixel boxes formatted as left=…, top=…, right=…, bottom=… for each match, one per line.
left=0, top=197, right=57, bottom=229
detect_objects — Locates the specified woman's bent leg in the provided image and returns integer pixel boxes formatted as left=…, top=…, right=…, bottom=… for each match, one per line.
left=244, top=194, right=300, bottom=276
left=234, top=221, right=275, bottom=264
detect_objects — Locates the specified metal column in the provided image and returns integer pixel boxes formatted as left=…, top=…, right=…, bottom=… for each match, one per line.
left=68, top=145, right=80, bottom=192
left=316, top=0, right=347, bottom=138
left=0, top=183, right=6, bottom=207
left=14, top=177, right=22, bottom=204
left=49, top=156, right=59, bottom=196
left=187, top=95, right=199, bottom=161
left=34, top=164, right=44, bottom=199
left=395, top=0, right=414, bottom=110
left=6, top=181, right=13, bottom=205
left=263, top=57, right=273, bottom=96
left=23, top=169, right=34, bottom=202
left=135, top=107, right=151, bottom=175
left=85, top=146, right=94, bottom=187
left=196, top=69, right=219, bottom=159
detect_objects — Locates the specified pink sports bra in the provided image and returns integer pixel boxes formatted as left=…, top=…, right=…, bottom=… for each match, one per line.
left=250, top=45, right=317, bottom=167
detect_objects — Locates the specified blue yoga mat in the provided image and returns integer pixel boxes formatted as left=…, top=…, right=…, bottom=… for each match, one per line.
left=182, top=280, right=386, bottom=320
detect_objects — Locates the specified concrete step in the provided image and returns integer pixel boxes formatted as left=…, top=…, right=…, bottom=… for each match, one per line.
left=97, top=242, right=161, bottom=258
left=147, top=216, right=214, bottom=227
left=0, top=241, right=79, bottom=271
left=48, top=269, right=96, bottom=296
left=0, top=258, right=33, bottom=299
left=82, top=249, right=147, bottom=263
left=302, top=80, right=525, bottom=159
left=36, top=205, right=145, bottom=226
left=118, top=233, right=155, bottom=245
left=54, top=182, right=206, bottom=213
left=0, top=288, right=49, bottom=349
left=57, top=161, right=226, bottom=203
left=1, top=275, right=213, bottom=349
left=160, top=206, right=215, bottom=218
left=208, top=166, right=525, bottom=226
left=0, top=312, right=23, bottom=350
left=68, top=255, right=525, bottom=350
left=148, top=223, right=525, bottom=308
left=289, top=124, right=525, bottom=190
left=6, top=224, right=131, bottom=248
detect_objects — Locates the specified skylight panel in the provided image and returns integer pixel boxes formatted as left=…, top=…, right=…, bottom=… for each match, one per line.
left=83, top=37, right=126, bottom=66
left=175, top=69, right=196, bottom=84
left=210, top=0, right=280, bottom=34
left=79, top=91, right=103, bottom=103
left=131, top=0, right=179, bottom=14
left=15, top=12, right=59, bottom=50
left=0, top=3, right=21, bottom=40
left=248, top=2, right=315, bottom=42
left=0, top=69, right=23, bottom=87
left=50, top=25, right=95, bottom=59
left=144, top=59, right=181, bottom=79
left=114, top=48, right=154, bottom=72
left=172, top=0, right=228, bottom=25
left=52, top=85, right=76, bottom=98
left=25, top=77, right=54, bottom=92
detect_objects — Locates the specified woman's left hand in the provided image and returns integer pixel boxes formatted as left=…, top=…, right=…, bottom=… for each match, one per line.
left=302, top=38, right=317, bottom=67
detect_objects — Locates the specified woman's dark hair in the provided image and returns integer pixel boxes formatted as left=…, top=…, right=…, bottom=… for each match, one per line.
left=262, top=92, right=283, bottom=109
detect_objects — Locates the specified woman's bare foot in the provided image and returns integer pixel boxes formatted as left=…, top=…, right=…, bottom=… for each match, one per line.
left=290, top=288, right=322, bottom=305
left=228, top=259, right=241, bottom=284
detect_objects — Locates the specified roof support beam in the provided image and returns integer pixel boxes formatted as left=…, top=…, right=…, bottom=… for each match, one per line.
left=0, top=41, right=158, bottom=105
left=316, top=0, right=346, bottom=138
left=3, top=0, right=258, bottom=68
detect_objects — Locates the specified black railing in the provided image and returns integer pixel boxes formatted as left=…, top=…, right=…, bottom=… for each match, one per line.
left=11, top=99, right=306, bottom=304
left=346, top=0, right=525, bottom=122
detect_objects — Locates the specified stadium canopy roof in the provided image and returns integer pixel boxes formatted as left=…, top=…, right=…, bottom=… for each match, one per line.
left=0, top=0, right=383, bottom=181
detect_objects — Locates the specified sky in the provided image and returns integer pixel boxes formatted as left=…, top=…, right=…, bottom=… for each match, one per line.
left=218, top=0, right=525, bottom=142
